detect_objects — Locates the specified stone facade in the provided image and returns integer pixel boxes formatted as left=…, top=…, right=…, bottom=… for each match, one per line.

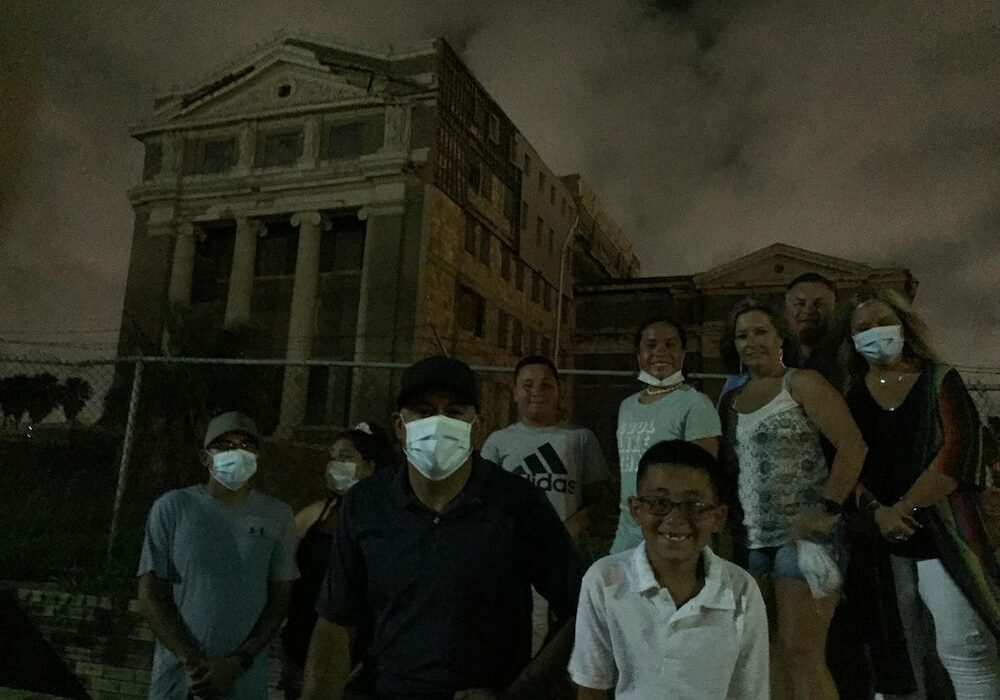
left=119, top=34, right=636, bottom=439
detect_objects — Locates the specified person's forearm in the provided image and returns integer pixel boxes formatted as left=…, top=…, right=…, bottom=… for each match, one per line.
left=141, top=592, right=201, bottom=663
left=506, top=616, right=574, bottom=700
left=234, top=588, right=290, bottom=659
left=823, top=441, right=866, bottom=505
left=900, top=469, right=958, bottom=508
left=302, top=619, right=353, bottom=700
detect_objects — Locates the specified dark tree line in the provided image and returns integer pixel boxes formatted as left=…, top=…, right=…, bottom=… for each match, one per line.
left=0, top=374, right=94, bottom=426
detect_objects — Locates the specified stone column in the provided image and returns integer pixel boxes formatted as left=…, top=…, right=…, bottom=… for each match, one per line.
left=236, top=122, right=256, bottom=174
left=167, top=223, right=197, bottom=306
left=224, top=217, right=263, bottom=326
left=301, top=115, right=320, bottom=169
left=278, top=210, right=328, bottom=433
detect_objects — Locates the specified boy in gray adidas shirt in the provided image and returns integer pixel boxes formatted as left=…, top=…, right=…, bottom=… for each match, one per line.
left=482, top=355, right=612, bottom=532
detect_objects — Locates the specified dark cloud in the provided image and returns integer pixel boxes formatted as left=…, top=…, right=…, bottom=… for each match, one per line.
left=0, top=0, right=996, bottom=365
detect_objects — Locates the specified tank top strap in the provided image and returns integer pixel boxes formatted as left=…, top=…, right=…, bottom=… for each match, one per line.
left=781, top=367, right=797, bottom=394
left=310, top=494, right=340, bottom=532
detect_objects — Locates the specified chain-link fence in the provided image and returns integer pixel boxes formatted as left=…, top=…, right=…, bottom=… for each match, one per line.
left=2, top=354, right=998, bottom=594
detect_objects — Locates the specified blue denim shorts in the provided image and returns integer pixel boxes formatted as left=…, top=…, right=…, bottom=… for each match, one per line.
left=748, top=530, right=847, bottom=581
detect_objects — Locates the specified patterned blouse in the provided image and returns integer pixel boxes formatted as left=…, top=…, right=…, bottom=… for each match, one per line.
left=734, top=369, right=828, bottom=548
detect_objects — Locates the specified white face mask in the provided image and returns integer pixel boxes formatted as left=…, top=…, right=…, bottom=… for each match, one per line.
left=210, top=449, right=257, bottom=491
left=325, top=460, right=358, bottom=494
left=637, top=369, right=684, bottom=387
left=404, top=415, right=473, bottom=481
left=852, top=325, right=904, bottom=364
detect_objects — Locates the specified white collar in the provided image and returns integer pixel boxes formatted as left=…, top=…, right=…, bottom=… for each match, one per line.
left=631, top=543, right=735, bottom=611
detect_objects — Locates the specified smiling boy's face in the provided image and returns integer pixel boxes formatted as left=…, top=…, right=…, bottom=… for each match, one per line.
left=628, top=464, right=727, bottom=566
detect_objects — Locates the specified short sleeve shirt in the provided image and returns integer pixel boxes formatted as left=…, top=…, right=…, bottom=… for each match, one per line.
left=568, top=545, right=769, bottom=699
left=137, top=486, right=299, bottom=700
left=481, top=422, right=610, bottom=521
left=317, top=458, right=583, bottom=699
left=612, top=386, right=721, bottom=552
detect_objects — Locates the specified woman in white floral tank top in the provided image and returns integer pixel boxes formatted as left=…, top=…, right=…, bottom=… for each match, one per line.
left=720, top=298, right=867, bottom=700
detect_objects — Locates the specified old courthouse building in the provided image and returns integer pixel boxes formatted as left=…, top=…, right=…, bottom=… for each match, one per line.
left=119, top=34, right=637, bottom=436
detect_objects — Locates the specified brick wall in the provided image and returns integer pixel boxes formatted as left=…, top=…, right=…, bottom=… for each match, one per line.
left=6, top=586, right=285, bottom=700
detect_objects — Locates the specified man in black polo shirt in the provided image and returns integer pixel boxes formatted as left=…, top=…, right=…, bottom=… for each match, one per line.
left=302, top=355, right=582, bottom=700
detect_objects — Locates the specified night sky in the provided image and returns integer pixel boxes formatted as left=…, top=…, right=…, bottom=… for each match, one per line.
left=1, top=0, right=997, bottom=365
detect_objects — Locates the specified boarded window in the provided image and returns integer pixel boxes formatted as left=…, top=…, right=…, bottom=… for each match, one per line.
left=548, top=228, right=555, bottom=256
left=501, top=246, right=511, bottom=281
left=543, top=283, right=552, bottom=311
left=478, top=228, right=491, bottom=266
left=318, top=213, right=366, bottom=273
left=488, top=112, right=500, bottom=143
left=143, top=142, right=162, bottom=180
left=512, top=319, right=523, bottom=354
left=464, top=216, right=478, bottom=255
left=538, top=171, right=545, bottom=193
left=531, top=271, right=541, bottom=303
left=456, top=285, right=486, bottom=338
left=255, top=221, right=299, bottom=276
left=191, top=224, right=235, bottom=303
left=183, top=136, right=237, bottom=174
left=523, top=153, right=531, bottom=176
left=497, top=310, right=510, bottom=349
left=258, top=129, right=303, bottom=167
left=323, top=117, right=384, bottom=160
left=516, top=261, right=525, bottom=292
left=520, top=202, right=528, bottom=232
left=536, top=216, right=544, bottom=247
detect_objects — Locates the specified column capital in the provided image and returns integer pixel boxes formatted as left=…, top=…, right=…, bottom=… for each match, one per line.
left=176, top=221, right=197, bottom=237
left=236, top=217, right=267, bottom=237
left=291, top=210, right=331, bottom=230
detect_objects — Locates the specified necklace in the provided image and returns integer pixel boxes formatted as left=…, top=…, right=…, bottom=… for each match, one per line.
left=877, top=372, right=905, bottom=385
left=645, top=383, right=682, bottom=397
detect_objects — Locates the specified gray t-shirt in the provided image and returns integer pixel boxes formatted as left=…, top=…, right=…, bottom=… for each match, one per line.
left=138, top=485, right=299, bottom=700
left=481, top=421, right=610, bottom=521
left=611, top=386, right=722, bottom=553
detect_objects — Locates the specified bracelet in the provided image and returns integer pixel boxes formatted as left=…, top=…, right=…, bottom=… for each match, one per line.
left=897, top=497, right=917, bottom=512
left=861, top=495, right=882, bottom=520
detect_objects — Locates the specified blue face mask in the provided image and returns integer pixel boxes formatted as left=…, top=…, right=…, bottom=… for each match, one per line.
left=210, top=449, right=257, bottom=491
left=852, top=325, right=904, bottom=364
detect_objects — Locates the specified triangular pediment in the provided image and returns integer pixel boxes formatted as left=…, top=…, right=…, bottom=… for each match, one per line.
left=693, top=243, right=872, bottom=289
left=139, top=42, right=380, bottom=130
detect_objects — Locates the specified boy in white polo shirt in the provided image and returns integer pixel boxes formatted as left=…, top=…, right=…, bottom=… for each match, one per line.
left=569, top=440, right=769, bottom=699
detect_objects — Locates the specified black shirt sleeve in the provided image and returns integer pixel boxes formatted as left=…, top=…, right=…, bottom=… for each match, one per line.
left=316, top=490, right=368, bottom=627
left=519, top=485, right=583, bottom=622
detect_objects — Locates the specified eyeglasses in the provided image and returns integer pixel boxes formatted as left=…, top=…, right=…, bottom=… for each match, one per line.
left=635, top=496, right=718, bottom=519
left=209, top=439, right=258, bottom=452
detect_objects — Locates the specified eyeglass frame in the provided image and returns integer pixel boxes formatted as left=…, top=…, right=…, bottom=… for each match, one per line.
left=630, top=495, right=721, bottom=520
left=207, top=439, right=259, bottom=453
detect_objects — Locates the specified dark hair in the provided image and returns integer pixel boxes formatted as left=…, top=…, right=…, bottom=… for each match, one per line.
left=333, top=422, right=396, bottom=470
left=720, top=297, right=801, bottom=372
left=633, top=316, right=687, bottom=351
left=514, top=355, right=559, bottom=381
left=636, top=440, right=726, bottom=501
left=786, top=272, right=836, bottom=295
left=830, top=288, right=940, bottom=393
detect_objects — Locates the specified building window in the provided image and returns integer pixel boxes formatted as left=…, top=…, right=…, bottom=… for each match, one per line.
left=183, top=136, right=237, bottom=175
left=538, top=171, right=545, bottom=193
left=318, top=212, right=366, bottom=273
left=478, top=228, right=491, bottom=266
left=527, top=328, right=537, bottom=355
left=520, top=202, right=528, bottom=232
left=536, top=216, right=544, bottom=247
left=550, top=185, right=556, bottom=205
left=488, top=112, right=500, bottom=143
left=467, top=161, right=482, bottom=194
left=456, top=284, right=485, bottom=338
left=464, top=216, right=478, bottom=255
left=258, top=128, right=303, bottom=167
left=512, top=319, right=523, bottom=354
left=548, top=228, right=555, bottom=256
left=322, top=117, right=384, bottom=160
left=515, top=261, right=525, bottom=292
left=540, top=335, right=551, bottom=358
left=497, top=310, right=510, bottom=349
left=143, top=142, right=162, bottom=180
left=190, top=224, right=236, bottom=303
left=561, top=197, right=567, bottom=215
left=480, top=166, right=492, bottom=201
left=255, top=220, right=299, bottom=276
left=543, top=284, right=552, bottom=311
left=531, top=271, right=541, bottom=302
left=523, top=153, right=531, bottom=176
left=501, top=246, right=512, bottom=280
